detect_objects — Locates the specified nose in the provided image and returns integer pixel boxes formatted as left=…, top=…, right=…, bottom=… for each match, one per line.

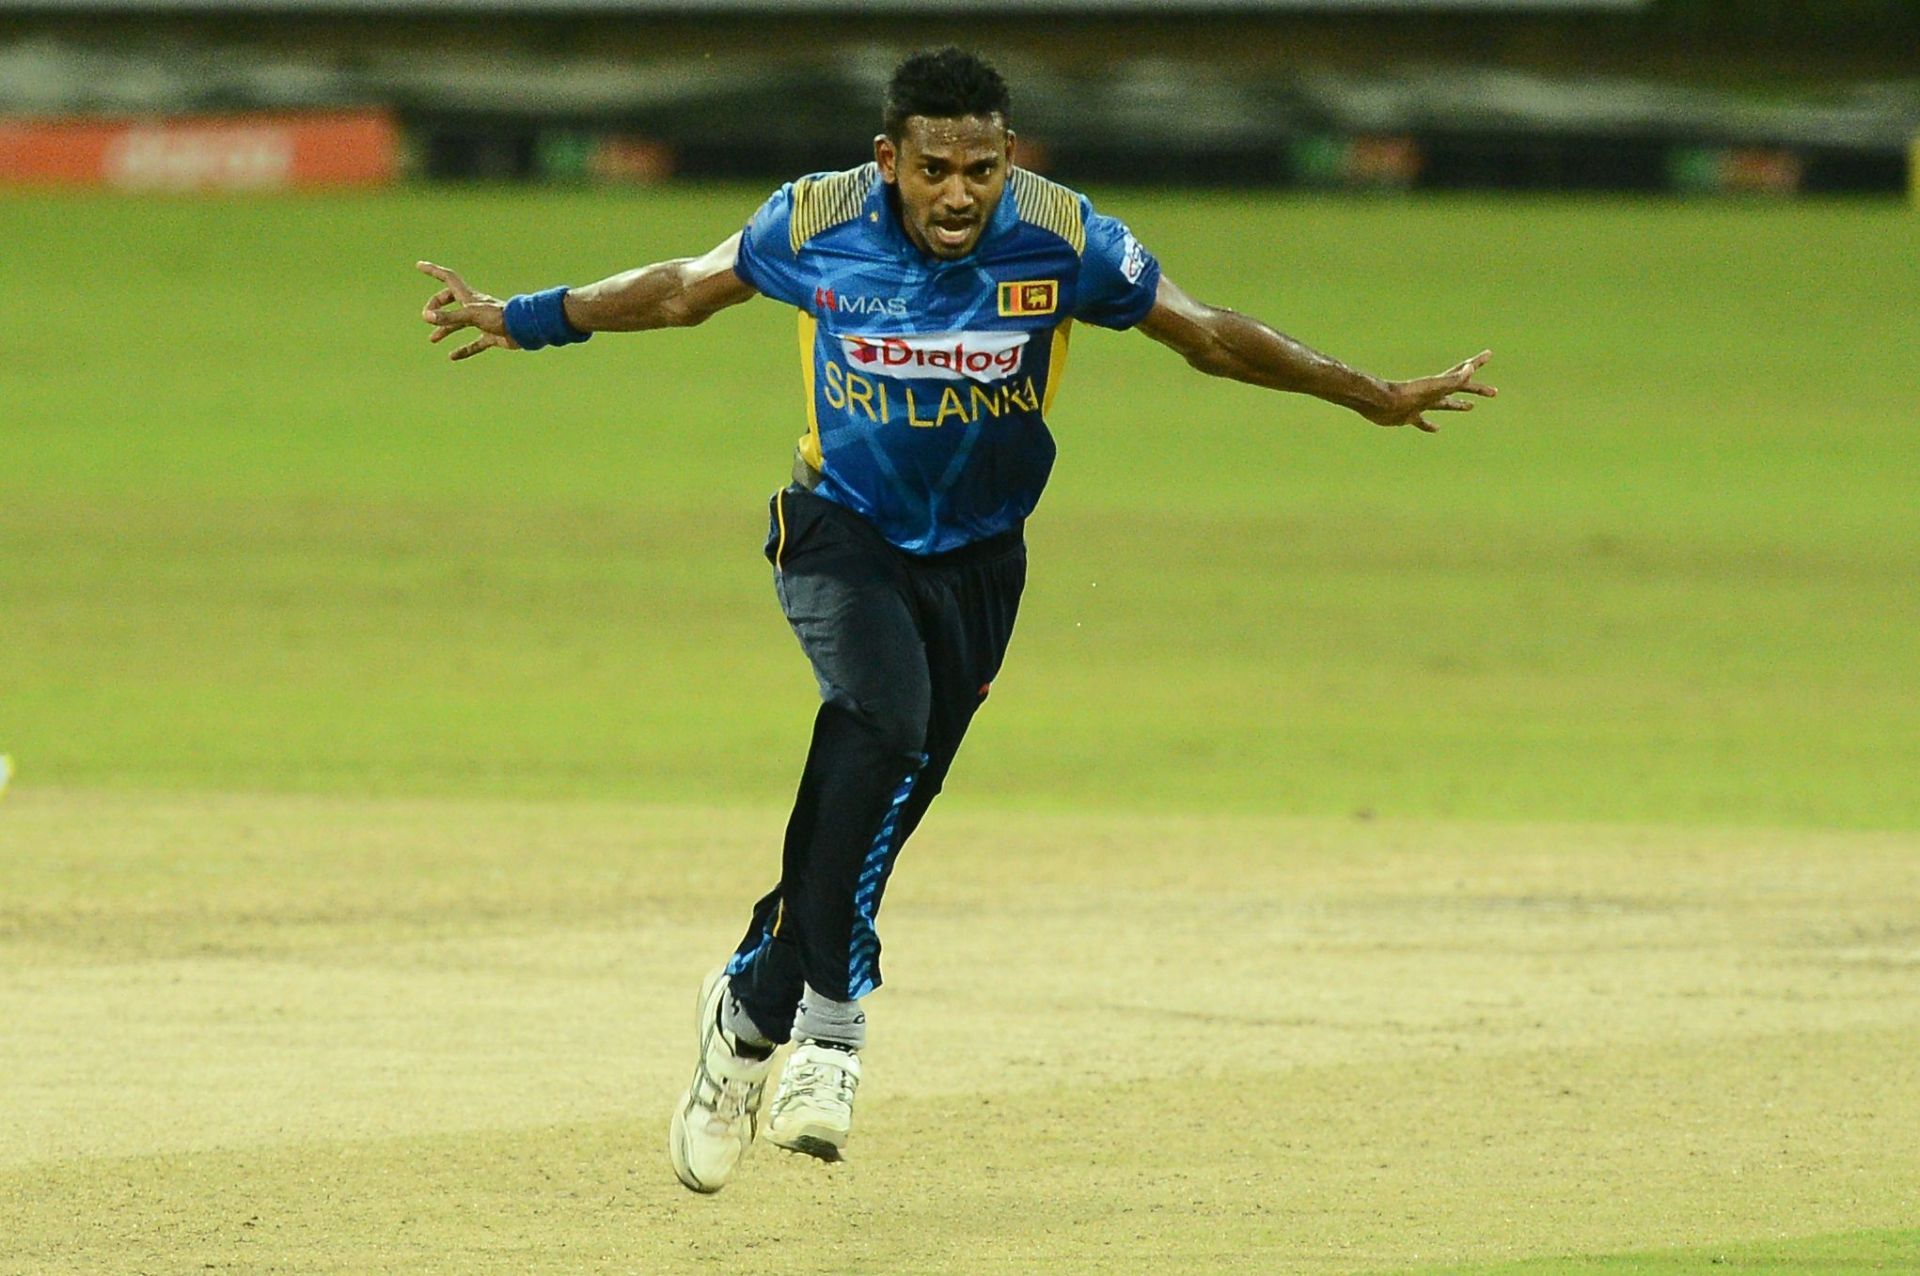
left=939, top=174, right=973, bottom=212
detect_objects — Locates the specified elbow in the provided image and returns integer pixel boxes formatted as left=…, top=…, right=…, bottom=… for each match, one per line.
left=651, top=295, right=709, bottom=329
left=637, top=260, right=712, bottom=329
left=1174, top=306, right=1241, bottom=379
left=1182, top=330, right=1235, bottom=379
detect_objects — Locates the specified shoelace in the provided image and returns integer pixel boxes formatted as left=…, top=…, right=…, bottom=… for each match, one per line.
left=784, top=1057, right=856, bottom=1111
left=694, top=1057, right=765, bottom=1122
left=712, top=1077, right=762, bottom=1121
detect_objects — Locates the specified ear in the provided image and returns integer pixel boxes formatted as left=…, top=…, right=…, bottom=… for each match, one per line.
left=874, top=133, right=897, bottom=184
left=1004, top=129, right=1018, bottom=169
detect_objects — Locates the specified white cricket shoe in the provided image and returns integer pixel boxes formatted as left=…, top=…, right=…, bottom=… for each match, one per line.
left=668, top=968, right=774, bottom=1193
left=767, top=1040, right=862, bottom=1162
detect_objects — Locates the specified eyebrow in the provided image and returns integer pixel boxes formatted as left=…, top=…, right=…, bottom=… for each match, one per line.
left=917, top=151, right=1001, bottom=168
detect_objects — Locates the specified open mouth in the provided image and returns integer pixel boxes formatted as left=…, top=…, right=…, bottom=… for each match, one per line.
left=930, top=220, right=975, bottom=250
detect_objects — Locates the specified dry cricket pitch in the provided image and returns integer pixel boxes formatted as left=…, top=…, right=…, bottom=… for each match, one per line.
left=3, top=789, right=1915, bottom=1274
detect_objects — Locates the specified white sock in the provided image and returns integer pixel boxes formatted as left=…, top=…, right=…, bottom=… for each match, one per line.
left=792, top=983, right=866, bottom=1050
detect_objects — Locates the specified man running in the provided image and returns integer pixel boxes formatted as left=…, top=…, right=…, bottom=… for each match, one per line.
left=416, top=46, right=1495, bottom=1194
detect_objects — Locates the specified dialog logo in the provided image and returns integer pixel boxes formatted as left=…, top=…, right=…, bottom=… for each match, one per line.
left=839, top=330, right=1030, bottom=383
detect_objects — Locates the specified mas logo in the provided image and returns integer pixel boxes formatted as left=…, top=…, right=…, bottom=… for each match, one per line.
left=996, top=279, right=1059, bottom=318
left=814, top=286, right=908, bottom=317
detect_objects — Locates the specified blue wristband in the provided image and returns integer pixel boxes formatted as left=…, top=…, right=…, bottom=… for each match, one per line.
left=503, top=286, right=592, bottom=351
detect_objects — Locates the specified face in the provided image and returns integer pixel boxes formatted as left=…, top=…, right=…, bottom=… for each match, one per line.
left=875, top=114, right=1015, bottom=261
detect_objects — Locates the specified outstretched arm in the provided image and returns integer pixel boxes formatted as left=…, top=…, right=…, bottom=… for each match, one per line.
left=416, top=233, right=758, bottom=362
left=1135, top=275, right=1495, bottom=433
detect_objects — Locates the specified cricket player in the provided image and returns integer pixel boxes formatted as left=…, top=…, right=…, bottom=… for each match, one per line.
left=416, top=47, right=1495, bottom=1194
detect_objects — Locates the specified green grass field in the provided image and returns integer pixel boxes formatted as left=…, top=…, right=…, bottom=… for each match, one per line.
left=2, top=188, right=1916, bottom=1272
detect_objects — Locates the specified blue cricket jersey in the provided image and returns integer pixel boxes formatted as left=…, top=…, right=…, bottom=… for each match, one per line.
left=732, top=164, right=1161, bottom=555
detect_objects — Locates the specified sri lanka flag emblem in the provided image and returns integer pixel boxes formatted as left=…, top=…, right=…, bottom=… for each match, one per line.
left=997, top=279, right=1058, bottom=317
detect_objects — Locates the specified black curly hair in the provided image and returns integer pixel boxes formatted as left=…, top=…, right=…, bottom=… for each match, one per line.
left=882, top=47, right=1012, bottom=141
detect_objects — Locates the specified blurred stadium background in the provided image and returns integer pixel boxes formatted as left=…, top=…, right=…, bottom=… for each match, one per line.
left=4, top=0, right=1920, bottom=194
left=3, top=2, right=1918, bottom=1274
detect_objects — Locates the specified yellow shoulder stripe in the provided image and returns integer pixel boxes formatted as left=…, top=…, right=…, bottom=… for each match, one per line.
left=1009, top=168, right=1086, bottom=256
left=790, top=163, right=879, bottom=252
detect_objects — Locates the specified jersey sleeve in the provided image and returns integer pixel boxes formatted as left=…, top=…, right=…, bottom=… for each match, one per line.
left=732, top=183, right=812, bottom=309
left=1073, top=204, right=1161, bottom=330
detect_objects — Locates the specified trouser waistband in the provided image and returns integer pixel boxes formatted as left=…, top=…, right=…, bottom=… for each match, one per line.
left=787, top=452, right=1024, bottom=567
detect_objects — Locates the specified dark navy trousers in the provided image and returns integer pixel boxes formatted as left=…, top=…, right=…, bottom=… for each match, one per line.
left=726, top=486, right=1026, bottom=1039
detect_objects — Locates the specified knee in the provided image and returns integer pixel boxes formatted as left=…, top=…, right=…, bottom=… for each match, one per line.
left=825, top=688, right=927, bottom=760
left=863, top=701, right=928, bottom=761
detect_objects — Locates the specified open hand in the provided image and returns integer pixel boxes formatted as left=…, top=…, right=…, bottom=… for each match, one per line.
left=1370, top=350, right=1497, bottom=433
left=417, top=261, right=518, bottom=362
